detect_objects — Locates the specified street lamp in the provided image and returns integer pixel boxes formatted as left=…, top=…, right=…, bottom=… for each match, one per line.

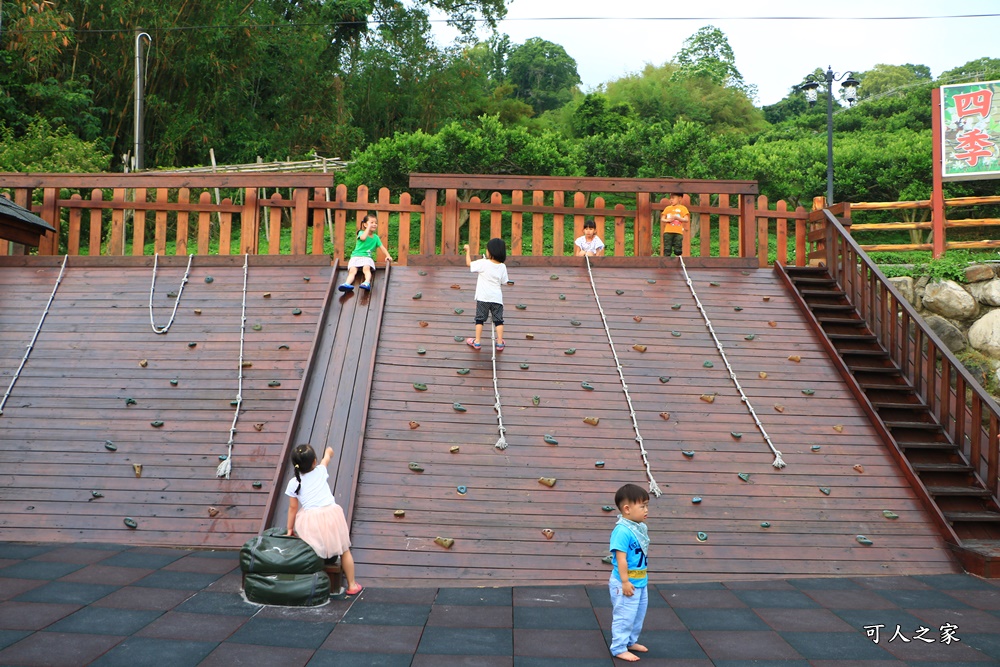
left=800, top=66, right=860, bottom=206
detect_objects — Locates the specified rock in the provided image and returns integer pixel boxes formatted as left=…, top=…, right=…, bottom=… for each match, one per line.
left=970, top=279, right=1000, bottom=307
left=924, top=315, right=967, bottom=354
left=965, top=264, right=996, bottom=283
left=887, top=276, right=915, bottom=304
left=921, top=280, right=977, bottom=320
left=969, top=309, right=1000, bottom=357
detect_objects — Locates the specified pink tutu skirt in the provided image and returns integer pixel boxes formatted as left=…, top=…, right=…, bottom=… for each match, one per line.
left=294, top=504, right=351, bottom=559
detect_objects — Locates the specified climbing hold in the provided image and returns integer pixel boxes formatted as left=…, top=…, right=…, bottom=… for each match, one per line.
left=409, top=421, right=420, bottom=429
left=856, top=535, right=873, bottom=546
left=413, top=383, right=427, bottom=391
left=450, top=284, right=461, bottom=289
left=133, top=464, right=143, bottom=477
left=412, top=293, right=422, bottom=299
left=194, top=309, right=202, bottom=315
left=434, top=537, right=455, bottom=549
left=671, top=331, right=681, bottom=337
left=254, top=423, right=265, bottom=431
left=543, top=434, right=558, bottom=445
left=774, top=404, right=785, bottom=413
left=303, top=276, right=310, bottom=282
left=449, top=446, right=460, bottom=453
left=457, top=486, right=467, bottom=495
left=263, top=292, right=271, bottom=298
left=671, top=304, right=682, bottom=310
left=801, top=389, right=814, bottom=396
left=550, top=275, right=559, bottom=280
left=731, top=432, right=743, bottom=439
left=760, top=522, right=771, bottom=529
left=408, top=462, right=424, bottom=472
left=167, top=291, right=178, bottom=298
left=833, top=425, right=844, bottom=433
left=139, top=359, right=148, bottom=368
left=124, top=517, right=138, bottom=529
left=91, top=491, right=103, bottom=499
left=251, top=324, right=262, bottom=332
left=394, top=510, right=405, bottom=518
left=602, top=505, right=614, bottom=512
left=633, top=344, right=647, bottom=352
left=738, top=472, right=750, bottom=482
left=696, top=532, right=708, bottom=542
left=703, top=360, right=714, bottom=368
left=660, top=412, right=671, bottom=421
left=417, top=348, right=426, bottom=355
left=419, top=321, right=429, bottom=327
left=634, top=316, right=642, bottom=322
left=230, top=400, right=239, bottom=406
left=538, top=477, right=557, bottom=487
left=595, top=461, right=605, bottom=468
left=104, top=441, right=117, bottom=452
left=219, top=455, right=228, bottom=461
left=278, top=344, right=290, bottom=350
left=525, top=333, right=535, bottom=339
left=647, top=279, right=656, bottom=284
left=581, top=381, right=594, bottom=391
left=763, top=296, right=771, bottom=302
left=744, top=334, right=756, bottom=341
left=659, top=376, right=671, bottom=383
left=612, top=289, right=624, bottom=296
left=241, top=361, right=253, bottom=368
left=564, top=348, right=576, bottom=355
left=788, top=355, right=801, bottom=362
left=532, top=396, right=540, bottom=406
left=583, top=416, right=600, bottom=426
left=759, top=372, right=768, bottom=379
left=709, top=281, right=720, bottom=287
left=734, top=306, right=743, bottom=311
left=252, top=481, right=263, bottom=489
left=699, top=394, right=716, bottom=403
left=570, top=320, right=581, bottom=326
left=150, top=421, right=163, bottom=428
left=768, top=321, right=778, bottom=328
left=456, top=368, right=470, bottom=375
left=125, top=398, right=137, bottom=406
left=520, top=363, right=529, bottom=369
left=741, top=270, right=751, bottom=276
left=882, top=510, right=899, bottom=520
left=853, top=464, right=865, bottom=473
left=819, top=487, right=831, bottom=495
left=208, top=507, right=220, bottom=518
left=811, top=445, right=821, bottom=451
left=516, top=303, right=527, bottom=310
left=292, top=308, right=302, bottom=316
left=454, top=308, right=464, bottom=315
left=601, top=555, right=614, bottom=564
left=418, top=270, right=427, bottom=276
left=204, top=276, right=214, bottom=284
left=542, top=529, right=555, bottom=540
left=558, top=294, right=566, bottom=300
left=692, top=497, right=702, bottom=504
left=268, top=381, right=281, bottom=387
left=454, top=336, right=464, bottom=342
left=452, top=403, right=467, bottom=412
left=681, top=450, right=694, bottom=458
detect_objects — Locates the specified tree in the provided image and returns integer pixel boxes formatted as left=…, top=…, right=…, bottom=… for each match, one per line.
left=0, top=117, right=110, bottom=172
left=672, top=25, right=756, bottom=100
left=856, top=63, right=931, bottom=101
left=571, top=94, right=632, bottom=137
left=505, top=37, right=581, bottom=114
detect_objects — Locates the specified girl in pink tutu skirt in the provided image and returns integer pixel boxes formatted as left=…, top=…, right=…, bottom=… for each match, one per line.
left=285, top=444, right=363, bottom=595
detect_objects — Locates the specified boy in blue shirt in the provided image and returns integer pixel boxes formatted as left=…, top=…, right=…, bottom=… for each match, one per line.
left=608, top=483, right=650, bottom=662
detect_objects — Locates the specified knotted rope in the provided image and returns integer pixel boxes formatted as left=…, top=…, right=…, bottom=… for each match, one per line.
left=490, top=322, right=508, bottom=450
left=0, top=255, right=68, bottom=417
left=584, top=255, right=662, bottom=497
left=677, top=256, right=785, bottom=469
left=149, top=253, right=194, bottom=334
left=217, top=254, right=250, bottom=478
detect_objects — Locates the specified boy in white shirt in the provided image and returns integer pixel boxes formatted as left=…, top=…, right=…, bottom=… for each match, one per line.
left=575, top=218, right=605, bottom=257
left=464, top=238, right=509, bottom=352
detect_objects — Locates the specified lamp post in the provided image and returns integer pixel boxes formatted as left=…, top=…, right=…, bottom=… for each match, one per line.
left=800, top=66, right=860, bottom=206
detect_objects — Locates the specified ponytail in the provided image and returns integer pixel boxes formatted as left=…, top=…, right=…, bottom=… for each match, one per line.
left=290, top=444, right=317, bottom=496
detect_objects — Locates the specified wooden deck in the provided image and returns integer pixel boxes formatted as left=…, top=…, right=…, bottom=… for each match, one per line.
left=350, top=262, right=960, bottom=586
left=0, top=256, right=332, bottom=548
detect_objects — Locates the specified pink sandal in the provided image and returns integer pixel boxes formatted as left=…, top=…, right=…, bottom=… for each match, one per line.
left=465, top=338, right=481, bottom=350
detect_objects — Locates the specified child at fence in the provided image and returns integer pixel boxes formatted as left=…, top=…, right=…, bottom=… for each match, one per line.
left=608, top=483, right=651, bottom=662
left=339, top=213, right=393, bottom=292
left=285, top=443, right=363, bottom=596
left=464, top=238, right=509, bottom=352
left=660, top=193, right=690, bottom=257
left=575, top=217, right=605, bottom=257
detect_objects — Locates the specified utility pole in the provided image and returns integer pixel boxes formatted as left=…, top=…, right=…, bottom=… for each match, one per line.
left=134, top=31, right=151, bottom=171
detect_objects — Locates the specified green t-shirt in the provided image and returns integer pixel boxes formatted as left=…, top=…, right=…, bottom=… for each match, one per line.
left=351, top=232, right=383, bottom=259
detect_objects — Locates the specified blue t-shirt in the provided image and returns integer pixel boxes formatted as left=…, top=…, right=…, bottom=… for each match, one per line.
left=609, top=524, right=648, bottom=588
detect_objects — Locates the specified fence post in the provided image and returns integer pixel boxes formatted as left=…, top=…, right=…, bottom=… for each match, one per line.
left=442, top=189, right=459, bottom=255
left=635, top=192, right=651, bottom=256
left=931, top=87, right=946, bottom=258
left=421, top=189, right=437, bottom=255
left=739, top=193, right=755, bottom=260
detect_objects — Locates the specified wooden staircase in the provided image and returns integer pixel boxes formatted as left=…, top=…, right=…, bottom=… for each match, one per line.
left=782, top=264, right=1000, bottom=576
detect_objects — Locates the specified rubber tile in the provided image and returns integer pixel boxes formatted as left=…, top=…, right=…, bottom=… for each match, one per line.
left=353, top=587, right=438, bottom=605
left=14, top=581, right=119, bottom=605
left=33, top=546, right=118, bottom=565
left=711, top=661, right=810, bottom=667
left=435, top=587, right=513, bottom=606
left=779, top=630, right=899, bottom=660
left=833, top=608, right=927, bottom=633
left=878, top=631, right=997, bottom=663
left=802, top=588, right=900, bottom=610
left=690, top=630, right=803, bottom=661
left=0, top=601, right=82, bottom=630
left=307, top=650, right=413, bottom=667
left=89, top=637, right=217, bottom=667
left=513, top=586, right=592, bottom=607
left=411, top=656, right=512, bottom=667
left=341, top=602, right=431, bottom=626
left=512, top=658, right=614, bottom=667
left=0, top=629, right=31, bottom=650
left=753, top=607, right=857, bottom=633
left=162, top=554, right=240, bottom=575
left=0, top=560, right=85, bottom=580
left=788, top=577, right=864, bottom=591
left=513, top=628, right=610, bottom=659
left=908, top=606, right=1000, bottom=633
left=585, top=585, right=612, bottom=609
left=131, top=570, right=225, bottom=591
left=622, top=629, right=710, bottom=659
left=198, top=641, right=314, bottom=667
left=878, top=588, right=975, bottom=610
left=99, top=550, right=187, bottom=570
left=135, top=610, right=248, bottom=641
left=0, top=630, right=124, bottom=667
left=255, top=599, right=353, bottom=623
left=226, top=616, right=335, bottom=649
left=92, top=586, right=193, bottom=610
left=0, top=576, right=45, bottom=601
left=417, top=627, right=513, bottom=655
left=593, top=605, right=686, bottom=632
left=320, top=623, right=423, bottom=653
left=656, top=581, right=728, bottom=591
left=724, top=580, right=797, bottom=591
left=513, top=606, right=600, bottom=630
left=427, top=604, right=513, bottom=628
left=46, top=606, right=162, bottom=635
left=937, top=589, right=1000, bottom=611
left=914, top=574, right=998, bottom=591
left=58, top=564, right=153, bottom=586
left=204, top=570, right=244, bottom=594
left=673, top=607, right=771, bottom=631
left=853, top=576, right=934, bottom=591
left=0, top=545, right=54, bottom=560
left=960, top=633, right=1000, bottom=659
left=173, top=591, right=258, bottom=616
left=732, top=590, right=821, bottom=609
left=658, top=588, right=748, bottom=609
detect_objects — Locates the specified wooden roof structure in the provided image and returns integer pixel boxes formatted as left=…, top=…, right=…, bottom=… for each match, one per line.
left=0, top=196, right=55, bottom=248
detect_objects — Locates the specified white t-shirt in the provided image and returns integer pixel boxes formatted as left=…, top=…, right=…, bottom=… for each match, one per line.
left=284, top=464, right=336, bottom=511
left=575, top=235, right=605, bottom=255
left=470, top=258, right=508, bottom=305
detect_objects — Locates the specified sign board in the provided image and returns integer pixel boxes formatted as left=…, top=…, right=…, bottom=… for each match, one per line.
left=941, top=80, right=1000, bottom=181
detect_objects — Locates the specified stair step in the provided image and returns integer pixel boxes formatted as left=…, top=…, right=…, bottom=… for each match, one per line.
left=849, top=366, right=903, bottom=374
left=801, top=289, right=847, bottom=298
left=859, top=382, right=911, bottom=391
left=785, top=266, right=829, bottom=274
left=817, top=317, right=866, bottom=326
left=808, top=304, right=856, bottom=311
left=792, top=277, right=839, bottom=286
left=895, top=439, right=956, bottom=450
left=926, top=486, right=993, bottom=497
left=871, top=400, right=926, bottom=410
left=912, top=462, right=974, bottom=473
left=839, top=349, right=889, bottom=357
left=828, top=333, right=879, bottom=342
left=944, top=511, right=1000, bottom=523
left=884, top=421, right=943, bottom=430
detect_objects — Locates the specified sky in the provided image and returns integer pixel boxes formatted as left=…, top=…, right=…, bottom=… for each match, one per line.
left=432, top=0, right=1000, bottom=107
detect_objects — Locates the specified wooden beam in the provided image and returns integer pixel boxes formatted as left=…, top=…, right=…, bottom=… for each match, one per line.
left=409, top=173, right=758, bottom=195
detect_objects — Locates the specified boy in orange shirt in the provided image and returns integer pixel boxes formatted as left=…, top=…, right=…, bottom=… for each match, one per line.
left=660, top=193, right=690, bottom=257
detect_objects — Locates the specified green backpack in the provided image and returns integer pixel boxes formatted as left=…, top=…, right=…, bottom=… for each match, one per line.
left=239, top=527, right=324, bottom=575
left=244, top=571, right=331, bottom=606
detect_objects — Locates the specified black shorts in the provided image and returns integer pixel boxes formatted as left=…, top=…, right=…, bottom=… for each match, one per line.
left=475, top=301, right=504, bottom=325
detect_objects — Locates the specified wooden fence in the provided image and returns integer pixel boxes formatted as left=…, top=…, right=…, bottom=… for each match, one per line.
left=0, top=173, right=825, bottom=267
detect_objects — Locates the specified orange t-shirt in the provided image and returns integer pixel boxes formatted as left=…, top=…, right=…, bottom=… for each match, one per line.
left=660, top=204, right=689, bottom=235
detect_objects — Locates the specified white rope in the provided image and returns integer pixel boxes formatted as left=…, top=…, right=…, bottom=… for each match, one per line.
left=217, top=254, right=250, bottom=478
left=490, top=322, right=508, bottom=450
left=584, top=256, right=662, bottom=497
left=677, top=256, right=785, bottom=469
left=149, top=253, right=194, bottom=334
left=0, top=255, right=69, bottom=417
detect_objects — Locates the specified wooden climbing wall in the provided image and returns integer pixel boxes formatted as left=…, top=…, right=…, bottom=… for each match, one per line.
left=0, top=256, right=333, bottom=548
left=350, top=262, right=961, bottom=586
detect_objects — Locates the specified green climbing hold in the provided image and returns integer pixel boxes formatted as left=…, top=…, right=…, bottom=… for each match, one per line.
left=581, top=381, right=594, bottom=391
left=882, top=510, right=899, bottom=519
left=252, top=481, right=263, bottom=489
left=104, top=441, right=117, bottom=452
left=647, top=279, right=656, bottom=284
left=412, top=292, right=423, bottom=300
left=602, top=505, right=614, bottom=512
left=417, top=348, right=426, bottom=355
left=91, top=491, right=103, bottom=499
left=710, top=281, right=720, bottom=287
left=292, top=308, right=302, bottom=316
left=696, top=532, right=708, bottom=542
left=682, top=450, right=695, bottom=458
left=151, top=421, right=164, bottom=428
left=532, top=395, right=540, bottom=406
left=189, top=340, right=200, bottom=347
left=659, top=376, right=671, bottom=383
left=595, top=461, right=605, bottom=468
left=738, top=472, right=750, bottom=482
left=204, top=276, right=214, bottom=283
left=570, top=320, right=581, bottom=326
left=811, top=445, right=821, bottom=451
left=123, top=517, right=138, bottom=529
left=453, top=402, right=467, bottom=412
left=167, top=291, right=177, bottom=298
left=671, top=331, right=681, bottom=337
left=303, top=276, right=310, bottom=281
left=457, top=368, right=470, bottom=375
left=615, top=289, right=624, bottom=295
left=601, top=555, right=614, bottom=565
left=760, top=522, right=771, bottom=528
left=550, top=274, right=559, bottom=280
left=408, top=462, right=424, bottom=472
left=519, top=363, right=529, bottom=369
left=564, top=348, right=576, bottom=355
left=744, top=334, right=756, bottom=341
left=734, top=306, right=743, bottom=311
left=278, top=344, right=290, bottom=350
left=516, top=303, right=527, bottom=310
left=169, top=378, right=178, bottom=386
left=543, top=434, right=558, bottom=445
left=219, top=455, right=228, bottom=461
left=731, top=432, right=743, bottom=439
left=856, top=535, right=873, bottom=545
left=802, top=389, right=815, bottom=396
left=741, top=270, right=751, bottom=276
left=418, top=270, right=427, bottom=276
left=230, top=400, right=239, bottom=406
left=819, top=487, right=831, bottom=495
left=252, top=324, right=262, bottom=332
left=454, top=308, right=464, bottom=315
left=692, top=497, right=702, bottom=504
left=454, top=336, right=464, bottom=342
left=671, top=304, right=682, bottom=310
left=125, top=398, right=137, bottom=406
left=457, top=485, right=467, bottom=495
left=413, top=383, right=428, bottom=391
left=558, top=294, right=566, bottom=300
left=268, top=381, right=281, bottom=387
left=703, top=361, right=714, bottom=368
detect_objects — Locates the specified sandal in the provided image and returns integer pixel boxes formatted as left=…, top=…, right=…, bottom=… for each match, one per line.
left=465, top=338, right=481, bottom=350
left=360, top=282, right=371, bottom=291
left=495, top=341, right=505, bottom=351
left=337, top=283, right=354, bottom=292
left=345, top=583, right=364, bottom=596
